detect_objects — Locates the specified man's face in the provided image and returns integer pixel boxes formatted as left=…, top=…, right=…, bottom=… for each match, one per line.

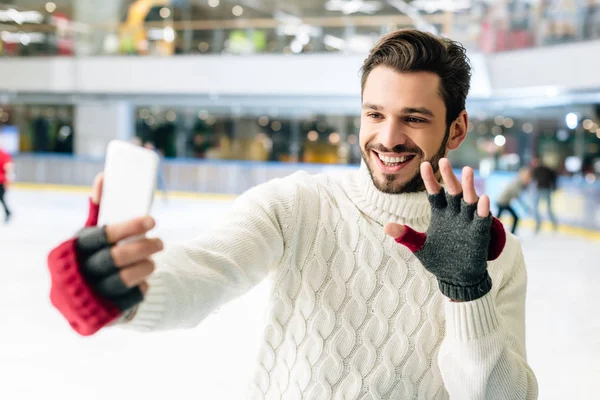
left=360, top=67, right=465, bottom=194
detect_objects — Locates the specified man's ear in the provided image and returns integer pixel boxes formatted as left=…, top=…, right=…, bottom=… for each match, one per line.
left=446, top=111, right=468, bottom=151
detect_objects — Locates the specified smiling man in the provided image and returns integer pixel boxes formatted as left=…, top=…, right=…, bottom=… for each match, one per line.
left=48, top=30, right=538, bottom=399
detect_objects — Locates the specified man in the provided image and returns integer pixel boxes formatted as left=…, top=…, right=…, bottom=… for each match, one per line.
left=47, top=30, right=538, bottom=399
left=495, top=168, right=531, bottom=234
left=0, top=144, right=12, bottom=222
left=530, top=157, right=558, bottom=233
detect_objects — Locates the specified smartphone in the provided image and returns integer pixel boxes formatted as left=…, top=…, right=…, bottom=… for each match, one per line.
left=97, top=140, right=159, bottom=230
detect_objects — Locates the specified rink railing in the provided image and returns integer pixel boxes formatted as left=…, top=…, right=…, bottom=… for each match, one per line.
left=11, top=154, right=600, bottom=232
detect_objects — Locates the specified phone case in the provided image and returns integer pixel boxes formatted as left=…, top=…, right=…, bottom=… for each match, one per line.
left=97, top=140, right=160, bottom=227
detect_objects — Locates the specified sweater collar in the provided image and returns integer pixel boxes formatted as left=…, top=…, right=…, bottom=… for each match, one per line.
left=343, top=161, right=432, bottom=230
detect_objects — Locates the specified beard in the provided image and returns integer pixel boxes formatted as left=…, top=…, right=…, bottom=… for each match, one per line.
left=361, top=128, right=450, bottom=194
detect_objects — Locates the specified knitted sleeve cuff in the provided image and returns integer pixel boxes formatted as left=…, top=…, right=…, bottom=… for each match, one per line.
left=120, top=272, right=168, bottom=331
left=444, top=292, right=501, bottom=341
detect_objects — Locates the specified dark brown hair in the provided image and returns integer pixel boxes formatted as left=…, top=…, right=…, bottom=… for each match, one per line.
left=361, top=29, right=472, bottom=127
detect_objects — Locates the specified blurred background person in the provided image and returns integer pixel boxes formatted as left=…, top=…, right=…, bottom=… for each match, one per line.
left=495, top=167, right=531, bottom=234
left=0, top=142, right=12, bottom=222
left=530, top=157, right=559, bottom=233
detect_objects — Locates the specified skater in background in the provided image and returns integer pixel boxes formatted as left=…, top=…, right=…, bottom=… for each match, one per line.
left=530, top=157, right=558, bottom=233
left=0, top=143, right=13, bottom=222
left=495, top=167, right=531, bottom=234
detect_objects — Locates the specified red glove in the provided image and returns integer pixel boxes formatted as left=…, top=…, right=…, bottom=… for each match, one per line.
left=47, top=199, right=122, bottom=336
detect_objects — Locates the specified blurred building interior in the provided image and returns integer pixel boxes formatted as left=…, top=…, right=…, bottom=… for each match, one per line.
left=0, top=0, right=598, bottom=230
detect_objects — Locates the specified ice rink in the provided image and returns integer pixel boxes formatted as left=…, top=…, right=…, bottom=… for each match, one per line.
left=1, top=186, right=599, bottom=400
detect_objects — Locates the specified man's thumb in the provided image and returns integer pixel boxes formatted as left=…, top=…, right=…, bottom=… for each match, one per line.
left=91, top=173, right=103, bottom=205
left=385, top=222, right=427, bottom=253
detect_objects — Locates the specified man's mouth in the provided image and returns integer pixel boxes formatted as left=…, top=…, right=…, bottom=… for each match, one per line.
left=374, top=151, right=417, bottom=167
left=373, top=150, right=416, bottom=168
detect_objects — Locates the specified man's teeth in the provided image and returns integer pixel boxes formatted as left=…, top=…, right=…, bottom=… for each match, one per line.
left=378, top=154, right=410, bottom=163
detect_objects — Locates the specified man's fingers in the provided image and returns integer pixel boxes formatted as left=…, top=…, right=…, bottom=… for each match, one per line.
left=478, top=195, right=490, bottom=218
left=421, top=162, right=442, bottom=194
left=110, top=237, right=163, bottom=267
left=139, top=281, right=149, bottom=295
left=91, top=173, right=103, bottom=205
left=119, top=260, right=155, bottom=288
left=105, top=217, right=156, bottom=245
left=439, top=158, right=462, bottom=196
left=384, top=222, right=406, bottom=239
left=461, top=166, right=479, bottom=204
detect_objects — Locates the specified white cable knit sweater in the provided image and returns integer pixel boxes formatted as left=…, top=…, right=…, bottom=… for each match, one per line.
left=125, top=163, right=538, bottom=399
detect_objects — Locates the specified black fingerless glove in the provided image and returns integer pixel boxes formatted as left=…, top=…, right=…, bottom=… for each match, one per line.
left=394, top=189, right=506, bottom=302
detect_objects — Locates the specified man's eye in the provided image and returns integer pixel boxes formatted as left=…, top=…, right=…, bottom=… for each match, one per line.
left=367, top=113, right=382, bottom=119
left=406, top=117, right=425, bottom=124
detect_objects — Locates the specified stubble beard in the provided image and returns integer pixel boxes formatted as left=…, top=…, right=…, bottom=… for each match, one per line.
left=362, top=129, right=450, bottom=194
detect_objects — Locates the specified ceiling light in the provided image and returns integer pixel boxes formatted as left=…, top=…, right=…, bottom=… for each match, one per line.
left=232, top=5, right=243, bottom=16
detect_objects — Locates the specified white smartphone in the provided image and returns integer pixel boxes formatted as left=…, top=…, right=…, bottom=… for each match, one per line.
left=97, top=140, right=159, bottom=229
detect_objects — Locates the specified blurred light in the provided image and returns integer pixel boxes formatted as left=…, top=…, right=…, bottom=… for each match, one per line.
left=20, top=34, right=30, bottom=46
left=566, top=112, right=578, bottom=129
left=163, top=27, right=175, bottom=43
left=198, top=110, right=209, bottom=120
left=298, top=32, right=310, bottom=45
left=494, top=115, right=504, bottom=125
left=589, top=122, right=598, bottom=132
left=166, top=110, right=176, bottom=122
left=206, top=115, right=216, bottom=125
left=594, top=160, right=600, bottom=173
left=271, top=121, right=282, bottom=131
left=494, top=135, right=506, bottom=147
left=347, top=134, right=358, bottom=145
left=146, top=116, right=156, bottom=126
left=208, top=0, right=220, bottom=7
left=160, top=7, right=171, bottom=18
left=45, top=2, right=56, bottom=13
left=585, top=173, right=596, bottom=184
left=140, top=109, right=150, bottom=119
left=198, top=41, right=209, bottom=52
left=557, top=129, right=569, bottom=141
left=329, top=132, right=340, bottom=144
left=597, top=128, right=600, bottom=139
left=307, top=131, right=318, bottom=141
left=0, top=113, right=9, bottom=123
left=291, top=40, right=303, bottom=53
left=232, top=5, right=243, bottom=16
left=503, top=118, right=514, bottom=128
left=491, top=126, right=502, bottom=135
left=258, top=116, right=269, bottom=127
left=565, top=156, right=582, bottom=173
left=583, top=119, right=593, bottom=130
left=522, top=122, right=533, bottom=134
left=103, top=34, right=120, bottom=53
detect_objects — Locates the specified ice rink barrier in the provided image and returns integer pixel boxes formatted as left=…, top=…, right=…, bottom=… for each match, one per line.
left=11, top=153, right=600, bottom=231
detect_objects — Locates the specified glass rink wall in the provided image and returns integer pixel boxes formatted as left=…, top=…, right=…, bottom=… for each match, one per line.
left=11, top=153, right=600, bottom=232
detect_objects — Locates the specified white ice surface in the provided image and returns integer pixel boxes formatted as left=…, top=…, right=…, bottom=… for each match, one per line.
left=0, top=188, right=598, bottom=400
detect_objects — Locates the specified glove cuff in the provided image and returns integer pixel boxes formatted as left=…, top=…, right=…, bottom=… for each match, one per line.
left=437, top=272, right=492, bottom=302
left=47, top=238, right=121, bottom=336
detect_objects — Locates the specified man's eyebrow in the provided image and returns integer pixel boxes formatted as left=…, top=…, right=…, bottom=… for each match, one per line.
left=361, top=103, right=435, bottom=118
left=401, top=107, right=435, bottom=117
left=362, top=102, right=383, bottom=111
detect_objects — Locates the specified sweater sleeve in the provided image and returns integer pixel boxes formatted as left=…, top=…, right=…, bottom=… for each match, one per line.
left=121, top=175, right=298, bottom=332
left=437, top=240, right=539, bottom=399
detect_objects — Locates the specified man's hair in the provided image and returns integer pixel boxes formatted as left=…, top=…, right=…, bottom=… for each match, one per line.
left=361, top=29, right=472, bottom=127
